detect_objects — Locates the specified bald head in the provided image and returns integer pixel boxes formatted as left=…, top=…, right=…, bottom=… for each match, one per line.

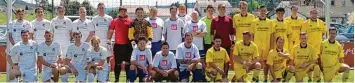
left=79, top=7, right=87, bottom=18
left=191, top=11, right=199, bottom=21
left=149, top=7, right=158, bottom=17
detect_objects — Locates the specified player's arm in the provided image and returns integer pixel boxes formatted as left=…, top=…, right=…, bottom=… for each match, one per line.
left=176, top=47, right=186, bottom=64
left=267, top=51, right=277, bottom=81
left=107, top=20, right=115, bottom=42
left=7, top=45, right=18, bottom=68
left=8, top=33, right=15, bottom=45
left=85, top=23, right=95, bottom=42
left=38, top=56, right=54, bottom=67
left=190, top=47, right=201, bottom=65
left=206, top=50, right=224, bottom=75
left=147, top=25, right=153, bottom=40
left=130, top=50, right=146, bottom=70
left=128, top=23, right=135, bottom=41
left=168, top=55, right=178, bottom=74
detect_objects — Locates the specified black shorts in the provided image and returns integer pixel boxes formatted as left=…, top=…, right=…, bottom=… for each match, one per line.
left=113, top=44, right=132, bottom=64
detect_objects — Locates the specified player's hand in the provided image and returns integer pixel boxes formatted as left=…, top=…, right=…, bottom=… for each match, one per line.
left=143, top=68, right=148, bottom=74
left=187, top=64, right=194, bottom=71
left=162, top=70, right=169, bottom=77
left=131, top=41, right=136, bottom=48
left=97, top=66, right=103, bottom=70
left=243, top=61, right=249, bottom=69
left=85, top=65, right=92, bottom=70
left=12, top=65, right=19, bottom=70
left=217, top=68, right=225, bottom=76
left=299, top=63, right=309, bottom=69
left=49, top=64, right=57, bottom=68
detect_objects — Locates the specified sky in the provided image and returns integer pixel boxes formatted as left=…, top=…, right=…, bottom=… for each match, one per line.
left=22, top=0, right=197, bottom=8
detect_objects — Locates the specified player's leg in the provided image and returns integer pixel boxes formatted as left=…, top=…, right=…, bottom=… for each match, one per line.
left=22, top=68, right=37, bottom=82
left=179, top=69, right=191, bottom=82
left=128, top=64, right=138, bottom=82
left=339, top=64, right=350, bottom=82
left=87, top=67, right=96, bottom=82
left=284, top=65, right=295, bottom=82
left=192, top=63, right=204, bottom=82
left=137, top=68, right=148, bottom=82
left=97, top=69, right=109, bottom=82
left=206, top=69, right=217, bottom=81
left=262, top=60, right=268, bottom=82
left=51, top=66, right=59, bottom=82
left=42, top=66, right=52, bottom=82
left=74, top=65, right=87, bottom=82
left=308, top=64, right=321, bottom=82
left=166, top=70, right=179, bottom=82
left=260, top=49, right=269, bottom=82
left=113, top=44, right=123, bottom=82
left=9, top=67, right=21, bottom=82
left=58, top=65, right=70, bottom=82
left=250, top=62, right=261, bottom=82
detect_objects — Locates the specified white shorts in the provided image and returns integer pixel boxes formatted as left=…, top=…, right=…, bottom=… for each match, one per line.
left=96, top=69, right=109, bottom=82
left=42, top=65, right=55, bottom=81
left=73, top=64, right=86, bottom=81
left=19, top=66, right=37, bottom=82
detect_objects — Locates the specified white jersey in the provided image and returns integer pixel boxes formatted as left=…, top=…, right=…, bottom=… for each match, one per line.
left=177, top=14, right=192, bottom=24
left=184, top=21, right=207, bottom=50
left=65, top=42, right=90, bottom=67
left=8, top=40, right=37, bottom=70
left=37, top=41, right=61, bottom=64
left=163, top=18, right=185, bottom=50
left=153, top=51, right=177, bottom=70
left=72, top=18, right=95, bottom=42
left=145, top=17, right=164, bottom=42
left=50, top=16, right=73, bottom=55
left=87, top=46, right=109, bottom=70
left=131, top=48, right=153, bottom=67
left=176, top=43, right=200, bottom=70
left=8, top=20, right=33, bottom=44
left=32, top=19, right=51, bottom=43
left=92, top=14, right=113, bottom=46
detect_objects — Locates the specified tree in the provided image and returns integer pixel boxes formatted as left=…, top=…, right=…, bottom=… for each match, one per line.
left=81, top=1, right=95, bottom=16
left=66, top=0, right=81, bottom=15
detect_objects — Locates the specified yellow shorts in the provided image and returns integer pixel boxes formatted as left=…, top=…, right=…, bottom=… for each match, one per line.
left=323, top=63, right=342, bottom=82
left=294, top=64, right=320, bottom=81
left=233, top=67, right=248, bottom=81
left=206, top=68, right=223, bottom=80
left=270, top=67, right=286, bottom=79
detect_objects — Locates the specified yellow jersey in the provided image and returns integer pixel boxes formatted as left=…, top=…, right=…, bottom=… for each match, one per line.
left=205, top=47, right=230, bottom=71
left=320, top=39, right=344, bottom=68
left=233, top=13, right=256, bottom=41
left=267, top=49, right=289, bottom=71
left=291, top=44, right=318, bottom=68
left=251, top=18, right=274, bottom=50
left=285, top=16, right=304, bottom=49
left=301, top=19, right=327, bottom=54
left=233, top=40, right=259, bottom=67
left=272, top=19, right=291, bottom=50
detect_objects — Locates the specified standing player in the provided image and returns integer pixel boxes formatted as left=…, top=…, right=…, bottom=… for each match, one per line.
left=232, top=31, right=261, bottom=82
left=320, top=28, right=350, bottom=82
left=290, top=32, right=320, bottom=82
left=185, top=11, right=207, bottom=57
left=200, top=5, right=214, bottom=55
left=59, top=31, right=90, bottom=82
left=107, top=6, right=133, bottom=82
left=128, top=7, right=153, bottom=47
left=285, top=6, right=304, bottom=50
left=176, top=33, right=204, bottom=82
left=72, top=7, right=95, bottom=43
left=32, top=7, right=51, bottom=43
left=205, top=35, right=230, bottom=82
left=272, top=8, right=290, bottom=50
left=86, top=36, right=110, bottom=82
left=128, top=37, right=153, bottom=82
left=251, top=6, right=273, bottom=82
left=7, top=30, right=37, bottom=82
left=163, top=6, right=185, bottom=53
left=267, top=37, right=290, bottom=82
left=150, top=42, right=179, bottom=82
left=37, top=30, right=62, bottom=82
left=145, top=7, right=165, bottom=55
left=50, top=6, right=73, bottom=82
left=233, top=1, right=255, bottom=41
left=92, top=2, right=113, bottom=50
left=177, top=4, right=192, bottom=24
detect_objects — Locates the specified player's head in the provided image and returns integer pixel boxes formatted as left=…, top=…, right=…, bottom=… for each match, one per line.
left=276, top=36, right=284, bottom=49
left=276, top=7, right=285, bottom=19
left=57, top=6, right=65, bottom=16
left=178, top=4, right=186, bottom=14
left=161, top=42, right=169, bottom=54
left=184, top=33, right=193, bottom=44
left=149, top=7, right=158, bottom=17
left=206, top=5, right=214, bottom=16
left=328, top=27, right=337, bottom=40
left=310, top=8, right=318, bottom=19
left=239, top=1, right=248, bottom=13
left=21, top=30, right=30, bottom=42
left=79, top=7, right=87, bottom=17
left=258, top=6, right=267, bottom=18
left=217, top=4, right=226, bottom=15
left=170, top=6, right=178, bottom=16
left=72, top=31, right=82, bottom=42
left=15, top=8, right=25, bottom=20
left=190, top=11, right=199, bottom=21
left=118, top=6, right=128, bottom=17
left=213, top=35, right=222, bottom=48
left=300, top=32, right=308, bottom=44
left=44, top=30, right=54, bottom=42
left=97, top=2, right=106, bottom=14
left=135, top=7, right=144, bottom=18
left=137, top=37, right=147, bottom=49
left=35, top=7, right=44, bottom=19
left=91, top=36, right=101, bottom=48
left=242, top=31, right=252, bottom=42
left=291, top=6, right=298, bottom=14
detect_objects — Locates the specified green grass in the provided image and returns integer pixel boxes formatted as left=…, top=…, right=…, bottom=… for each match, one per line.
left=0, top=70, right=353, bottom=82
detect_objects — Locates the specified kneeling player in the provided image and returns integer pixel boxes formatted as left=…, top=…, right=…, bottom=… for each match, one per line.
left=7, top=30, right=38, bottom=82
left=176, top=33, right=205, bottom=82
left=290, top=32, right=320, bottom=82
left=129, top=37, right=153, bottom=82
left=232, top=31, right=261, bottom=82
left=150, top=42, right=179, bottom=82
left=86, top=36, right=110, bottom=82
left=320, top=28, right=350, bottom=82
left=205, top=35, right=229, bottom=82
left=267, top=37, right=290, bottom=82
left=37, top=30, right=62, bottom=82
left=59, top=31, right=90, bottom=82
